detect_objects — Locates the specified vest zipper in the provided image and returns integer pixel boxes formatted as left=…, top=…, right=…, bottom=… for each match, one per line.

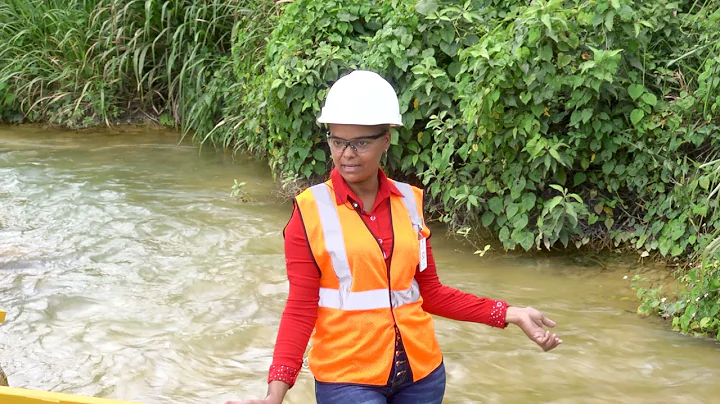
left=353, top=199, right=401, bottom=384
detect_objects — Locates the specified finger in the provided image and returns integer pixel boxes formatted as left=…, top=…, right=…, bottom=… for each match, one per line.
left=541, top=316, right=556, bottom=328
left=547, top=334, right=560, bottom=350
left=543, top=337, right=555, bottom=350
left=535, top=330, right=550, bottom=346
left=544, top=335, right=562, bottom=351
left=541, top=334, right=555, bottom=351
left=532, top=330, right=546, bottom=343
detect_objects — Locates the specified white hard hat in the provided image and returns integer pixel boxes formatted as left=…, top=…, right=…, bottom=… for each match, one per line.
left=317, top=70, right=403, bottom=127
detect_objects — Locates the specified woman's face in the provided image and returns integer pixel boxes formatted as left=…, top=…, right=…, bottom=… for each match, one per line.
left=327, top=123, right=390, bottom=185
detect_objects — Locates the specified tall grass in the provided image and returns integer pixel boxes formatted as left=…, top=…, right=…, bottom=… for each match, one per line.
left=0, top=0, right=276, bottom=133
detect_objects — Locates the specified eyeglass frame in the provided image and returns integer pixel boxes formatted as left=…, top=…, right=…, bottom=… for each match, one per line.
left=326, top=130, right=389, bottom=154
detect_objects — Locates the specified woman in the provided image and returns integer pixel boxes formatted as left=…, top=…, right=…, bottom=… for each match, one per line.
left=229, top=70, right=562, bottom=404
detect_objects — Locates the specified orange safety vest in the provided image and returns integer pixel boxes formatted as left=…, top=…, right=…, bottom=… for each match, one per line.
left=294, top=178, right=443, bottom=385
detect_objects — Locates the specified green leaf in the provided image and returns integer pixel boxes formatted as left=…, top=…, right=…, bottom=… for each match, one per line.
left=659, top=240, right=671, bottom=256
left=489, top=197, right=503, bottom=215
left=556, top=168, right=567, bottom=186
left=581, top=109, right=593, bottom=123
left=337, top=12, right=353, bottom=22
left=481, top=211, right=495, bottom=227
left=581, top=157, right=590, bottom=169
left=605, top=217, right=615, bottom=230
left=448, top=62, right=461, bottom=78
left=499, top=226, right=510, bottom=242
left=507, top=203, right=519, bottom=220
left=514, top=214, right=529, bottom=230
left=541, top=14, right=552, bottom=31
left=549, top=148, right=563, bottom=164
left=699, top=176, right=710, bottom=190
left=588, top=214, right=599, bottom=225
left=528, top=27, right=541, bottom=44
left=570, top=109, right=582, bottom=126
left=670, top=245, right=683, bottom=256
left=628, top=84, right=644, bottom=100
left=547, top=195, right=564, bottom=211
left=415, top=0, right=438, bottom=15
left=312, top=148, right=326, bottom=162
left=566, top=204, right=578, bottom=227
left=602, top=161, right=615, bottom=175
left=611, top=0, right=620, bottom=9
left=604, top=11, right=615, bottom=31
left=521, top=193, right=537, bottom=211
left=559, top=230, right=569, bottom=248
left=539, top=45, right=553, bottom=61
left=558, top=53, right=572, bottom=67
left=298, top=147, right=310, bottom=160
left=630, top=109, right=645, bottom=126
left=641, top=92, right=657, bottom=107
left=510, top=178, right=527, bottom=200
left=574, top=172, right=587, bottom=186
left=517, top=230, right=534, bottom=250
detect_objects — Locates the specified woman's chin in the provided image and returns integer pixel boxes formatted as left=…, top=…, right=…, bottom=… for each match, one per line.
left=339, top=167, right=369, bottom=183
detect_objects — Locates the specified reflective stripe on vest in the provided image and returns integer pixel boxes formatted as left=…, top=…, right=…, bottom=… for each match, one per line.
left=393, top=181, right=423, bottom=233
left=309, top=182, right=421, bottom=311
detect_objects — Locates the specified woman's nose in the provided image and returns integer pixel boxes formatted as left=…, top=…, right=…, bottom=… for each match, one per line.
left=341, top=144, right=358, bottom=157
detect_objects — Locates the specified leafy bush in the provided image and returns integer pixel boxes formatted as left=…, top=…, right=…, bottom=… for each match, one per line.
left=448, top=0, right=720, bottom=253
left=222, top=0, right=720, bottom=257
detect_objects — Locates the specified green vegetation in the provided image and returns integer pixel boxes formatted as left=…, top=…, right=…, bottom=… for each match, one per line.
left=0, top=0, right=275, bottom=132
left=2, top=0, right=720, bottom=339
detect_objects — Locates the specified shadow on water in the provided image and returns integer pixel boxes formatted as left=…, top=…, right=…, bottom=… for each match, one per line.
left=1, top=125, right=720, bottom=404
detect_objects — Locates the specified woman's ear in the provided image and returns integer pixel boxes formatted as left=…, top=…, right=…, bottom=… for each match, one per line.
left=384, top=131, right=392, bottom=148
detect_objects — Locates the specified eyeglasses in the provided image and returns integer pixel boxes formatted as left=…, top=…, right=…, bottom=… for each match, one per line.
left=326, top=130, right=388, bottom=154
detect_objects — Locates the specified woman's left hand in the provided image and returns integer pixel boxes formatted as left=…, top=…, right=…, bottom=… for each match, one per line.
left=505, top=306, right=562, bottom=351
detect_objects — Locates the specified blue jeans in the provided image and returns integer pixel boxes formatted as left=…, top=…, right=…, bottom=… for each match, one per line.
left=315, top=361, right=446, bottom=404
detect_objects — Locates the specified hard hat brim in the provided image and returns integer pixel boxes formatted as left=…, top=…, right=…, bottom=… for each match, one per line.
left=317, top=109, right=403, bottom=127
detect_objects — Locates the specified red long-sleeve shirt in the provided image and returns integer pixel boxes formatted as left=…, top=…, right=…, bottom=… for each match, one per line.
left=267, top=169, right=508, bottom=387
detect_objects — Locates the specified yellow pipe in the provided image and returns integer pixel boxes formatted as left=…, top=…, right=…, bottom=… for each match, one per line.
left=0, top=387, right=143, bottom=404
left=1, top=309, right=5, bottom=323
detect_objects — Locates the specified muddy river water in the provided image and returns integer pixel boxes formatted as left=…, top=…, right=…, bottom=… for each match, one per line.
left=1, top=126, right=719, bottom=404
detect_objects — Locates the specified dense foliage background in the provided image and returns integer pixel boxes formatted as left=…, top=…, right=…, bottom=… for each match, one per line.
left=2, top=0, right=720, bottom=339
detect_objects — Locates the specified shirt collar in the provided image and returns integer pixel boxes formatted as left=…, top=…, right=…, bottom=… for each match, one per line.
left=330, top=167, right=402, bottom=210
